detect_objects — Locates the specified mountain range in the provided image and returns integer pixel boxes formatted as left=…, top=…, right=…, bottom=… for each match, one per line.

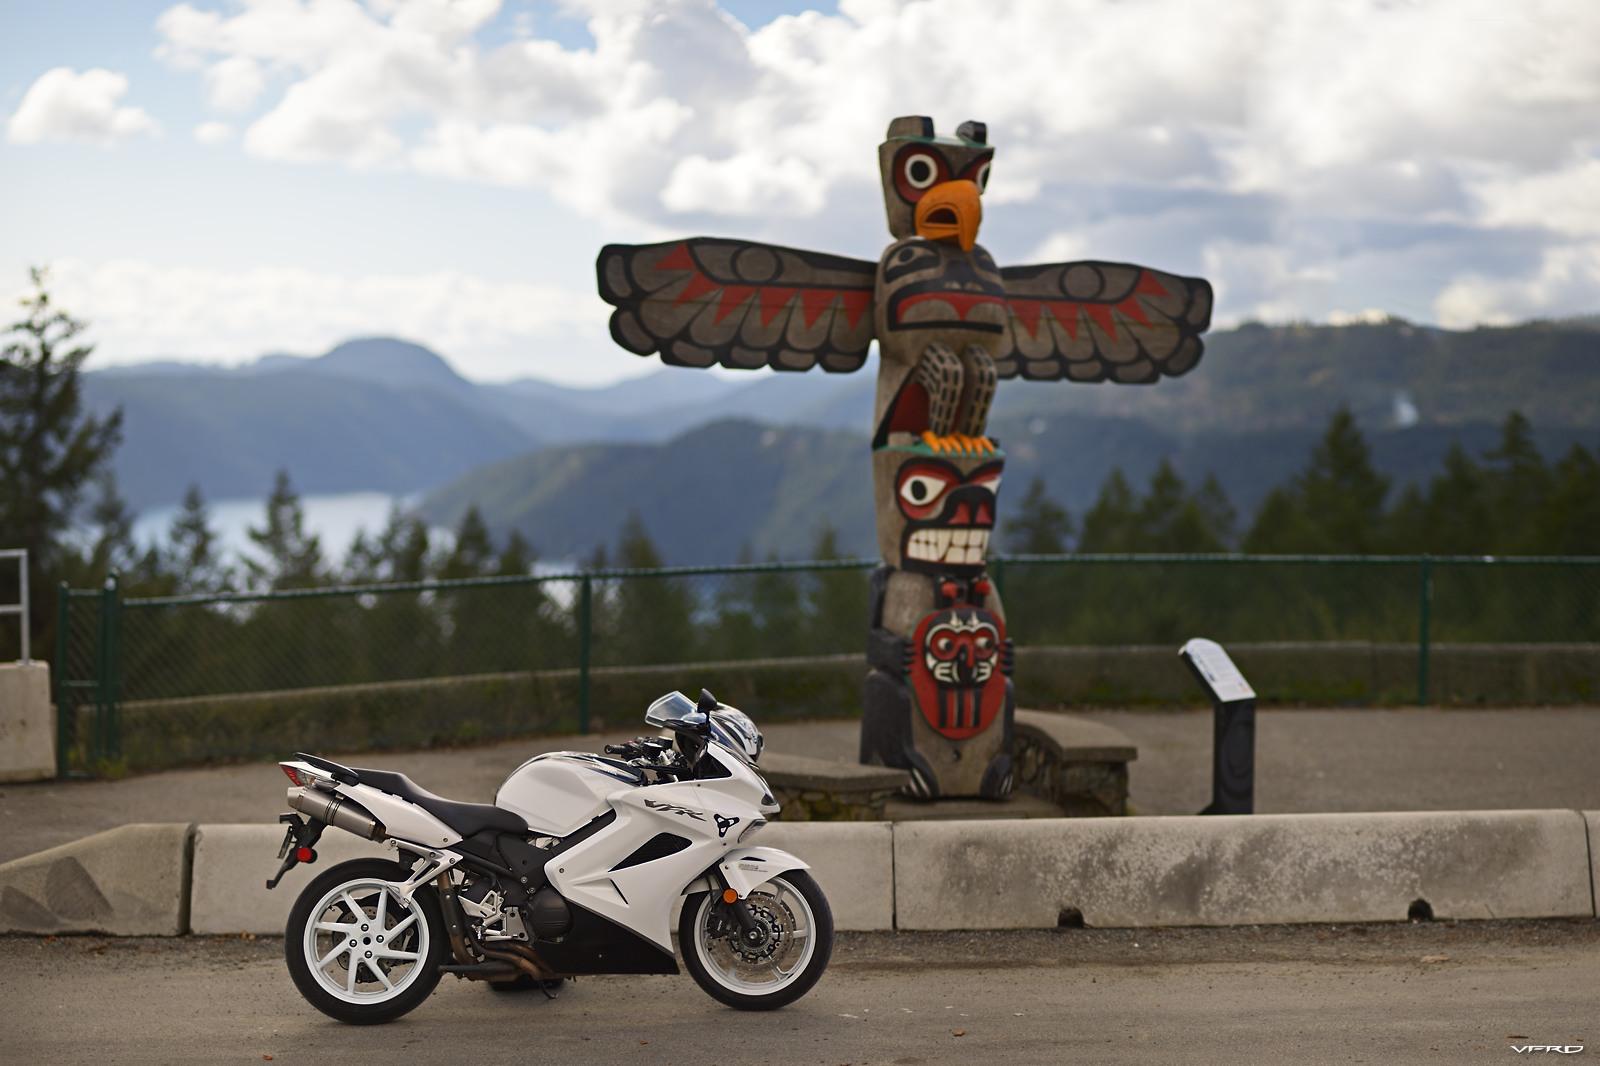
left=83, top=321, right=1599, bottom=559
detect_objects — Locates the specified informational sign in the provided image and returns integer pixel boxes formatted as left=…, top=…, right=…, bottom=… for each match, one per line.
left=1179, top=637, right=1256, bottom=815
left=1180, top=638, right=1255, bottom=704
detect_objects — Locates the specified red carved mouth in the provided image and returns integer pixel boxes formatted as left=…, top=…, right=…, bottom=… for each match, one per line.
left=894, top=290, right=1006, bottom=323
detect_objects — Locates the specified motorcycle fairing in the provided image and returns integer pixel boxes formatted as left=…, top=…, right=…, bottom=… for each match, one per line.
left=714, top=847, right=813, bottom=900
left=544, top=745, right=780, bottom=952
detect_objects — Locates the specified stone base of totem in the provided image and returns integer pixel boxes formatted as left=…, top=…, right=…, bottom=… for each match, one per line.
left=763, top=711, right=1135, bottom=821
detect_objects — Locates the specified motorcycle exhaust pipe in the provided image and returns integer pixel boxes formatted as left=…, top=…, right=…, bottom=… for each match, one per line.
left=286, top=785, right=386, bottom=841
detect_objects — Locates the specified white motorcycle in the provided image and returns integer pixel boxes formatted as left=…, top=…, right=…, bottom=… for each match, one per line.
left=268, top=690, right=832, bottom=1023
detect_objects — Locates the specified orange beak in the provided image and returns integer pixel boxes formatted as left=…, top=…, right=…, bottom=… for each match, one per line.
left=914, top=179, right=982, bottom=252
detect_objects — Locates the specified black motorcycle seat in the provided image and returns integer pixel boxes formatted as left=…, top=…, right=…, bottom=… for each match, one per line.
left=353, top=767, right=528, bottom=837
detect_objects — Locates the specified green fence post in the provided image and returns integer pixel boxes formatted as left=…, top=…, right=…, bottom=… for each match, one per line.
left=94, top=575, right=116, bottom=768
left=105, top=574, right=122, bottom=760
left=1416, top=555, right=1432, bottom=706
left=577, top=574, right=593, bottom=733
left=54, top=582, right=70, bottom=778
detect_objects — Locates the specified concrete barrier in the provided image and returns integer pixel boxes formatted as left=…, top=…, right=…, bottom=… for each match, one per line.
left=7, top=811, right=1594, bottom=936
left=0, top=660, right=54, bottom=782
left=188, top=820, right=895, bottom=935
left=0, top=823, right=192, bottom=935
left=1586, top=811, right=1600, bottom=919
left=894, top=810, right=1595, bottom=930
left=756, top=821, right=894, bottom=931
left=189, top=825, right=390, bottom=935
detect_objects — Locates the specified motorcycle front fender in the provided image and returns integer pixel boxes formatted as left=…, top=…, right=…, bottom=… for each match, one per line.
left=687, top=846, right=812, bottom=900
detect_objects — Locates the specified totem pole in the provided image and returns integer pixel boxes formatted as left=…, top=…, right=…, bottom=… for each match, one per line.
left=597, top=116, right=1212, bottom=799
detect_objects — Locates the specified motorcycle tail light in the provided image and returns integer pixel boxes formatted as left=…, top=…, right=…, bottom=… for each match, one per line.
left=280, top=764, right=306, bottom=787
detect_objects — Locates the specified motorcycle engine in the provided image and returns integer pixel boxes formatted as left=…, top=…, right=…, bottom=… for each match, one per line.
left=525, top=887, right=573, bottom=940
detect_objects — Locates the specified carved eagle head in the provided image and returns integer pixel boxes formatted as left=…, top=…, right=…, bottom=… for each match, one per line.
left=878, top=115, right=993, bottom=248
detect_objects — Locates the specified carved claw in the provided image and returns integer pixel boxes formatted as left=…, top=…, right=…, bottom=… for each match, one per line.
left=919, top=431, right=998, bottom=456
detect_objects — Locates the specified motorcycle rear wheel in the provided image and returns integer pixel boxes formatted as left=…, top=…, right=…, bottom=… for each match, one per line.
left=284, top=858, right=447, bottom=1025
left=679, top=870, right=833, bottom=1010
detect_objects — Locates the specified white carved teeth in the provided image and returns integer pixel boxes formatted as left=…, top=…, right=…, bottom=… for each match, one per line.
left=905, top=528, right=989, bottom=563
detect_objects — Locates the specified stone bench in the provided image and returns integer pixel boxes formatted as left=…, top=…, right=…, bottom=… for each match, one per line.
left=761, top=711, right=1137, bottom=820
left=1013, top=709, right=1137, bottom=816
left=761, top=752, right=909, bottom=821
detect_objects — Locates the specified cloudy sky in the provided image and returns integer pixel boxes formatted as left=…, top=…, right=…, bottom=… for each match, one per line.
left=4, top=0, right=1598, bottom=384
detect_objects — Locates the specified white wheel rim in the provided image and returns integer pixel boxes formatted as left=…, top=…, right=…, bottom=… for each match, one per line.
left=694, top=876, right=817, bottom=997
left=301, top=877, right=429, bottom=1005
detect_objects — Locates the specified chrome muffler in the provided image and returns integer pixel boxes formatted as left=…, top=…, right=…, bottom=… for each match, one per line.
left=286, top=785, right=386, bottom=841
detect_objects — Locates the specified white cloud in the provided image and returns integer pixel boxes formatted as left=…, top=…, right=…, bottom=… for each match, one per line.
left=194, top=120, right=234, bottom=144
left=6, top=67, right=159, bottom=145
left=31, top=258, right=625, bottom=384
left=13, top=0, right=1576, bottom=331
left=205, top=54, right=267, bottom=111
left=1435, top=244, right=1600, bottom=328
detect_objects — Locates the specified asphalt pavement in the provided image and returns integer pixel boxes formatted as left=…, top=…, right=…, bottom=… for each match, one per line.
left=4, top=707, right=1599, bottom=864
left=4, top=922, right=1595, bottom=1065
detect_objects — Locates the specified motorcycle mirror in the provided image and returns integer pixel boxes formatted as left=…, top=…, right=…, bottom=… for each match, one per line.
left=697, top=689, right=720, bottom=714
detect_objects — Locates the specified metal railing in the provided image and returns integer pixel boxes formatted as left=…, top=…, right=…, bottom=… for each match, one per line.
left=1, top=548, right=28, bottom=662
left=54, top=553, right=1600, bottom=775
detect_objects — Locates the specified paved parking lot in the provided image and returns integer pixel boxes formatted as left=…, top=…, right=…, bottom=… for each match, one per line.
left=4, top=922, right=1594, bottom=1065
left=4, top=707, right=1598, bottom=864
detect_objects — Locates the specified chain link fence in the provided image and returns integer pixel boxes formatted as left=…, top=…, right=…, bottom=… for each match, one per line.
left=54, top=554, right=1600, bottom=775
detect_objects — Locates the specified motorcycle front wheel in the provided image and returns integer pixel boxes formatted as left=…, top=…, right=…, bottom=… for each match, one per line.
left=679, top=870, right=833, bottom=1010
left=284, top=858, right=447, bottom=1025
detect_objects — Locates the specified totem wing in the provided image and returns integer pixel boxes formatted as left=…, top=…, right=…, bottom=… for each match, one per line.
left=996, top=261, right=1213, bottom=383
left=596, top=238, right=878, bottom=372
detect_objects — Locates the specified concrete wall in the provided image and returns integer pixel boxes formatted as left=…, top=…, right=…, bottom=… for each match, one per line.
left=0, top=660, right=54, bottom=782
left=894, top=810, right=1596, bottom=930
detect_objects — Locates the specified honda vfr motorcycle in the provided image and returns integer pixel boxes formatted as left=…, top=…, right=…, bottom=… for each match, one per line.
left=267, top=690, right=832, bottom=1023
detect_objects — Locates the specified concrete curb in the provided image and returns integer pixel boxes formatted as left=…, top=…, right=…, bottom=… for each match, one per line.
left=1585, top=811, right=1600, bottom=919
left=758, top=821, right=895, bottom=932
left=894, top=810, right=1596, bottom=930
left=189, top=825, right=389, bottom=935
left=186, top=822, right=895, bottom=935
left=5, top=812, right=1598, bottom=936
left=0, top=823, right=193, bottom=935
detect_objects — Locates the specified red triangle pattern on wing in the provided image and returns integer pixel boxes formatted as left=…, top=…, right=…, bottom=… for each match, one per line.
left=1008, top=270, right=1173, bottom=346
left=652, top=240, right=870, bottom=331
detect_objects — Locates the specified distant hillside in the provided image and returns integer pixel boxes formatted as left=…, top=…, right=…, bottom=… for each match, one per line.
left=420, top=416, right=1595, bottom=563
left=88, top=319, right=1598, bottom=512
left=422, top=420, right=870, bottom=563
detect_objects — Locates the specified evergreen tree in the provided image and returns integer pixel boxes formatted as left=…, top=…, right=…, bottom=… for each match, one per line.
left=1536, top=445, right=1600, bottom=554
left=609, top=514, right=696, bottom=664
left=807, top=525, right=866, bottom=653
left=1245, top=409, right=1387, bottom=552
left=1295, top=408, right=1389, bottom=552
left=1418, top=444, right=1492, bottom=553
left=440, top=507, right=495, bottom=580
left=245, top=470, right=325, bottom=590
left=1483, top=412, right=1550, bottom=552
left=496, top=530, right=533, bottom=577
left=1195, top=475, right=1237, bottom=548
left=1143, top=463, right=1229, bottom=552
left=1004, top=477, right=1072, bottom=554
left=76, top=471, right=139, bottom=583
left=1076, top=469, right=1138, bottom=552
left=0, top=268, right=123, bottom=648
left=165, top=484, right=229, bottom=594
